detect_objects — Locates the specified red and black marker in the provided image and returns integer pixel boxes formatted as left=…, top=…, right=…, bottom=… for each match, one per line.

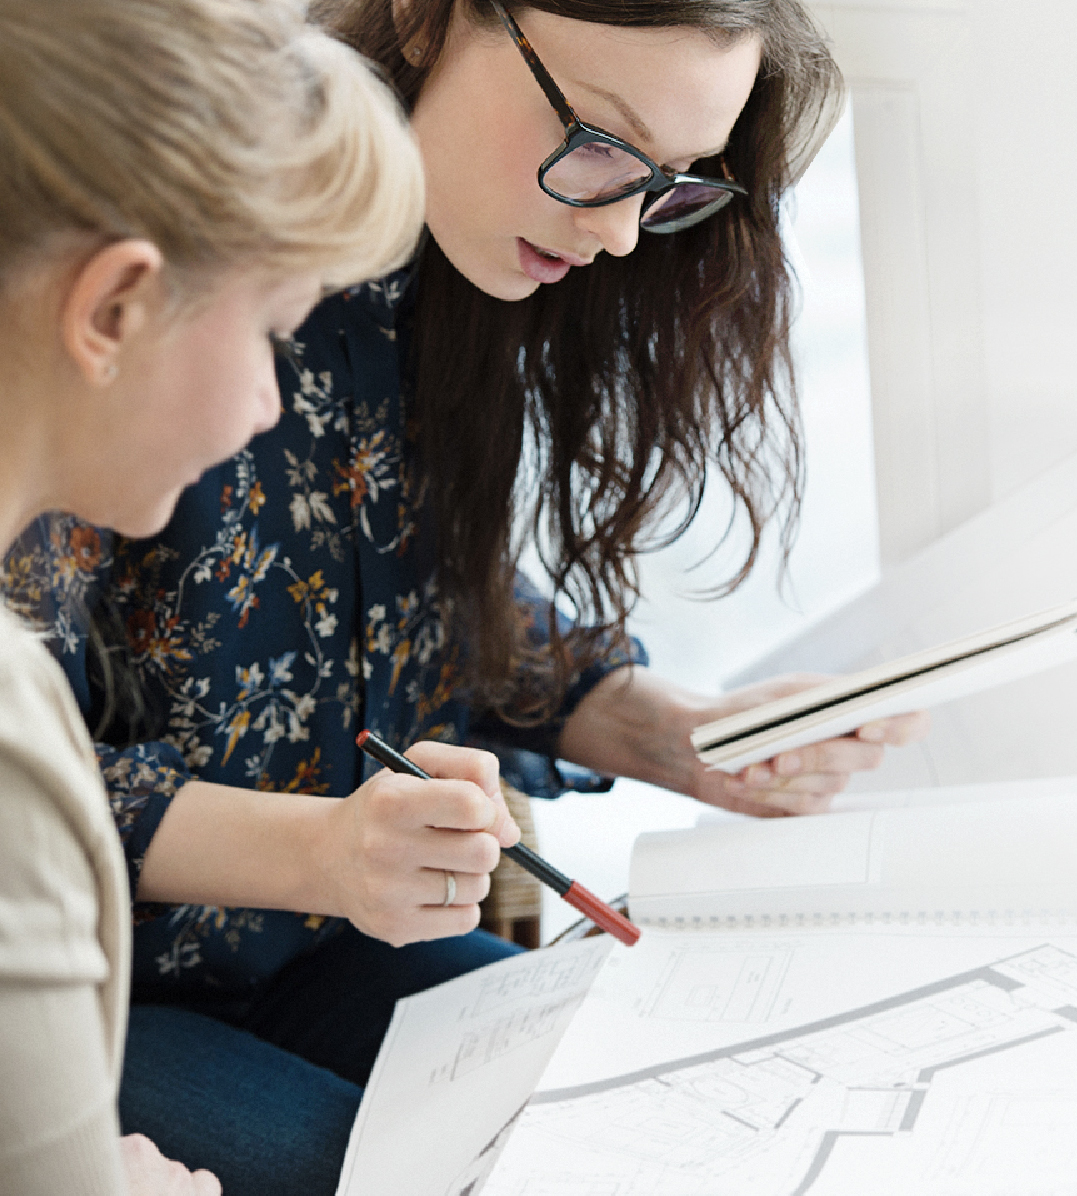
left=356, top=729, right=641, bottom=947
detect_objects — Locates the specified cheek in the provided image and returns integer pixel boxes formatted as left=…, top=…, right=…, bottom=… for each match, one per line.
left=158, top=340, right=267, bottom=464
left=209, top=345, right=278, bottom=439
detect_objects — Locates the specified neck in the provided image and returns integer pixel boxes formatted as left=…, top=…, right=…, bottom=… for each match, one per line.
left=0, top=363, right=64, bottom=558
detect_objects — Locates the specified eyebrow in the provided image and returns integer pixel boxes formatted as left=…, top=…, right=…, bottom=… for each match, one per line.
left=573, top=80, right=654, bottom=142
left=571, top=80, right=730, bottom=163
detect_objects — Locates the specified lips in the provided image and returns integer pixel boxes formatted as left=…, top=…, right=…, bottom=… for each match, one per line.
left=517, top=238, right=591, bottom=285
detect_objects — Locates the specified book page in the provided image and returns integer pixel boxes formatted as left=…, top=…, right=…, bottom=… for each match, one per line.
left=629, top=791, right=1077, bottom=927
left=827, top=773, right=1077, bottom=813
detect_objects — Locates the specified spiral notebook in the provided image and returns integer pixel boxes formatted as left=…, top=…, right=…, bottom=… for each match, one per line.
left=627, top=786, right=1077, bottom=928
left=690, top=597, right=1077, bottom=772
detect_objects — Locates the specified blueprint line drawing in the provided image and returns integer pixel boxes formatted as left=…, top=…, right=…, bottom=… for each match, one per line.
left=441, top=952, right=609, bottom=1081
left=641, top=944, right=794, bottom=1024
left=447, top=1103, right=527, bottom=1196
left=451, top=997, right=579, bottom=1080
left=471, top=951, right=603, bottom=1016
left=334, top=937, right=614, bottom=1196
left=485, top=944, right=1077, bottom=1196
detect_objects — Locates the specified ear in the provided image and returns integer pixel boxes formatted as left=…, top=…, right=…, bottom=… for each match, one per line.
left=61, top=239, right=164, bottom=387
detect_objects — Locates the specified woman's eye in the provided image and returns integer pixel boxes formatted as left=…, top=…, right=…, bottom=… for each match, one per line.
left=577, top=142, right=618, bottom=162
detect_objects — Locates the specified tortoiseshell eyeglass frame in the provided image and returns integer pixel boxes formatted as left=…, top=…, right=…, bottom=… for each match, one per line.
left=487, top=0, right=747, bottom=233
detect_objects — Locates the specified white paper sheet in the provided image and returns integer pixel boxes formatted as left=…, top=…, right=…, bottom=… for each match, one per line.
left=479, top=782, right=1077, bottom=1194
left=336, top=779, right=1077, bottom=1196
left=333, top=936, right=613, bottom=1196
left=486, top=928, right=1077, bottom=1196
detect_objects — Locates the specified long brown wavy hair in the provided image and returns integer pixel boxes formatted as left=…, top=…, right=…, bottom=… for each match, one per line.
left=318, top=0, right=845, bottom=721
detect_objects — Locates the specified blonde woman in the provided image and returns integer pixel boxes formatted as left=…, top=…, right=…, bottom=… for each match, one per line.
left=0, top=0, right=486, bottom=1192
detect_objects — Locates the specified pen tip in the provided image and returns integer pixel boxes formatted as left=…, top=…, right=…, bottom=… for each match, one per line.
left=356, top=729, right=370, bottom=748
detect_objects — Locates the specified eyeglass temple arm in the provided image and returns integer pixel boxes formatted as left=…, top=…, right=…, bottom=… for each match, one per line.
left=488, top=0, right=577, bottom=130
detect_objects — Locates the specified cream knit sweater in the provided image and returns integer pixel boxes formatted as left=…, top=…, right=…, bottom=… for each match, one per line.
left=0, top=603, right=131, bottom=1194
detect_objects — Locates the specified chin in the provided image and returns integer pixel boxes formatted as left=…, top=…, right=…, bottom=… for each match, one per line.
left=453, top=258, right=539, bottom=302
left=479, top=271, right=541, bottom=302
left=429, top=231, right=541, bottom=302
left=111, top=488, right=185, bottom=540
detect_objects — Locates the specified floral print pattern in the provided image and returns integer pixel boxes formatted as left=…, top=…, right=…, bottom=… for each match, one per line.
left=3, top=270, right=643, bottom=995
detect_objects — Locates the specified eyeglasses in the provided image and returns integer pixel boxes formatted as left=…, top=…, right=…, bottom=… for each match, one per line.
left=488, top=0, right=747, bottom=234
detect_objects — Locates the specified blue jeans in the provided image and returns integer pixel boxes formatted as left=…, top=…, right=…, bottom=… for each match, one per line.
left=120, top=926, right=523, bottom=1196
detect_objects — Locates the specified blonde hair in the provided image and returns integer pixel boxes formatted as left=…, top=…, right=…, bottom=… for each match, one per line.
left=0, top=0, right=423, bottom=292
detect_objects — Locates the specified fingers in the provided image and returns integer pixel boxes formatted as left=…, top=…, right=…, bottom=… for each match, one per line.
left=697, top=732, right=895, bottom=816
left=401, top=741, right=521, bottom=847
left=719, top=770, right=846, bottom=816
left=120, top=1134, right=222, bottom=1196
left=332, top=742, right=522, bottom=946
left=856, top=710, right=931, bottom=746
left=419, top=866, right=491, bottom=909
left=743, top=735, right=887, bottom=785
left=406, top=739, right=500, bottom=796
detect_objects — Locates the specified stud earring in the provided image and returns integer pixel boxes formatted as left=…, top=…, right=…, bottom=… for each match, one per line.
left=102, top=362, right=118, bottom=383
left=401, top=31, right=427, bottom=64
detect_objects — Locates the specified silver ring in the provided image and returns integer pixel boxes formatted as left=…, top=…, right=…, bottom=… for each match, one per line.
left=442, top=870, right=456, bottom=907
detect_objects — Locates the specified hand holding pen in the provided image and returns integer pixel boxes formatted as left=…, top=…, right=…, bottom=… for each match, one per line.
left=358, top=730, right=640, bottom=946
left=318, top=738, right=522, bottom=947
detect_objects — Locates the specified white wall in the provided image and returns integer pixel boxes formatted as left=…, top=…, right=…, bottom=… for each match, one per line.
left=727, top=2, right=1077, bottom=790
left=810, top=0, right=1077, bottom=561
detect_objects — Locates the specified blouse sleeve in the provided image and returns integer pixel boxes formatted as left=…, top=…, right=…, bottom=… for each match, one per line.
left=3, top=514, right=190, bottom=900
left=467, top=572, right=648, bottom=799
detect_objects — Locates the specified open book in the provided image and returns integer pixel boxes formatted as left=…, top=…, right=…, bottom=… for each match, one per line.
left=338, top=779, right=1077, bottom=1196
left=691, top=598, right=1077, bottom=771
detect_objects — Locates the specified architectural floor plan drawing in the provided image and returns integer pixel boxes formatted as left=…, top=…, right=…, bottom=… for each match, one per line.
left=447, top=948, right=610, bottom=1081
left=639, top=942, right=794, bottom=1025
left=485, top=943, right=1077, bottom=1196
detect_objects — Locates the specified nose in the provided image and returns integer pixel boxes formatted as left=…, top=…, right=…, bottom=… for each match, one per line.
left=572, top=194, right=644, bottom=258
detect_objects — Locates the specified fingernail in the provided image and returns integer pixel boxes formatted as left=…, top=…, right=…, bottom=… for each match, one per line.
left=858, top=724, right=886, bottom=743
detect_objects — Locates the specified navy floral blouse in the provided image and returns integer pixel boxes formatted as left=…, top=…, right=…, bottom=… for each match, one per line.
left=2, top=267, right=644, bottom=997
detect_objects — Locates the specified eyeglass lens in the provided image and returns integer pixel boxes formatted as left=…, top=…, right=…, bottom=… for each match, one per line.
left=543, top=141, right=653, bottom=202
left=639, top=183, right=735, bottom=232
left=544, top=143, right=735, bottom=232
